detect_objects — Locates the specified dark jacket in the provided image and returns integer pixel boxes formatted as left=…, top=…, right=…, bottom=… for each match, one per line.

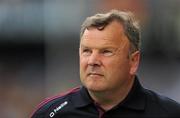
left=31, top=77, right=180, bottom=118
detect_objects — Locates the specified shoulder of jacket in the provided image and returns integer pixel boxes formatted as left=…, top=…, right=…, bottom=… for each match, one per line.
left=144, top=88, right=180, bottom=116
left=30, top=86, right=81, bottom=118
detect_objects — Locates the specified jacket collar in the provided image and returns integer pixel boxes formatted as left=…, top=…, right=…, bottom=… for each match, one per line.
left=71, top=86, right=93, bottom=107
left=72, top=76, right=146, bottom=111
left=118, top=76, right=146, bottom=110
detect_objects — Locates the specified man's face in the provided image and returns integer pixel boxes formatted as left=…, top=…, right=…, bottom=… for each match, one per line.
left=79, top=21, right=138, bottom=92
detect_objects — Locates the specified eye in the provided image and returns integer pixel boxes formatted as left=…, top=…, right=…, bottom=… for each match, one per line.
left=81, top=48, right=92, bottom=56
left=102, top=50, right=113, bottom=56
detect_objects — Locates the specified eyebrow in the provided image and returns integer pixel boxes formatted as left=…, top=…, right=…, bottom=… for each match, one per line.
left=80, top=44, right=117, bottom=51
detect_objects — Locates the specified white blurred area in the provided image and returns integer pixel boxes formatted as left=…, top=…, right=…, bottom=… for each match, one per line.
left=0, top=0, right=180, bottom=118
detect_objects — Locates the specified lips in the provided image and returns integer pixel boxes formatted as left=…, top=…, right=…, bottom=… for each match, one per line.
left=87, top=73, right=103, bottom=76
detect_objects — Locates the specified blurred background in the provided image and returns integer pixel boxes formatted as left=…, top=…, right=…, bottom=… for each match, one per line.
left=0, top=0, right=179, bottom=117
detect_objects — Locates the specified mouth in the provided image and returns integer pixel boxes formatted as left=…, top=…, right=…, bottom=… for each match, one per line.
left=88, top=73, right=104, bottom=76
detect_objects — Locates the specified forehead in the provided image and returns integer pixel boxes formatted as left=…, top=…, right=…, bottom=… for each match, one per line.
left=80, top=21, right=129, bottom=48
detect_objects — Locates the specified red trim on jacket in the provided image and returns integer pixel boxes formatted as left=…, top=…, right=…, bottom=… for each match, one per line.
left=30, top=86, right=81, bottom=117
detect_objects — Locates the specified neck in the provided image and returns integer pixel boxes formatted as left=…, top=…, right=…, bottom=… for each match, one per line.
left=88, top=77, right=135, bottom=111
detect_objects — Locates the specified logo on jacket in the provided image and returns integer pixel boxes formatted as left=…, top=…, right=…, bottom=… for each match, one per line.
left=49, top=101, right=68, bottom=117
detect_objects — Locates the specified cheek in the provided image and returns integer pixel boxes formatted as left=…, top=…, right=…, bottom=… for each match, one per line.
left=79, top=57, right=88, bottom=71
left=105, top=58, right=130, bottom=75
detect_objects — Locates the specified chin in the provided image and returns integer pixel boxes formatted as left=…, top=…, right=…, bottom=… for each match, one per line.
left=85, top=83, right=107, bottom=92
left=81, top=77, right=107, bottom=92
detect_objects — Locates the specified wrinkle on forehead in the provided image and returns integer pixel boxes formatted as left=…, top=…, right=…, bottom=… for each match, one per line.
left=81, top=22, right=130, bottom=51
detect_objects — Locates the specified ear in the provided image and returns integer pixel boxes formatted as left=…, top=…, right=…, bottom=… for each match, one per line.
left=129, top=51, right=140, bottom=75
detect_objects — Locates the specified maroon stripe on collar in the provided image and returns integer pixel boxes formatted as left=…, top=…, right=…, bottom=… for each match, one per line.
left=94, top=102, right=105, bottom=118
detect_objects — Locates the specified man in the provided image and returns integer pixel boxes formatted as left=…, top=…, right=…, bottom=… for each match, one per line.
left=31, top=10, right=180, bottom=118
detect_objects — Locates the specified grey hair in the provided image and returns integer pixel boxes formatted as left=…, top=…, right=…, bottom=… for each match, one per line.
left=80, top=10, right=141, bottom=52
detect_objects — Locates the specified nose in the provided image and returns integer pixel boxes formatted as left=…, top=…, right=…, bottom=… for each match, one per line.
left=88, top=51, right=101, bottom=66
